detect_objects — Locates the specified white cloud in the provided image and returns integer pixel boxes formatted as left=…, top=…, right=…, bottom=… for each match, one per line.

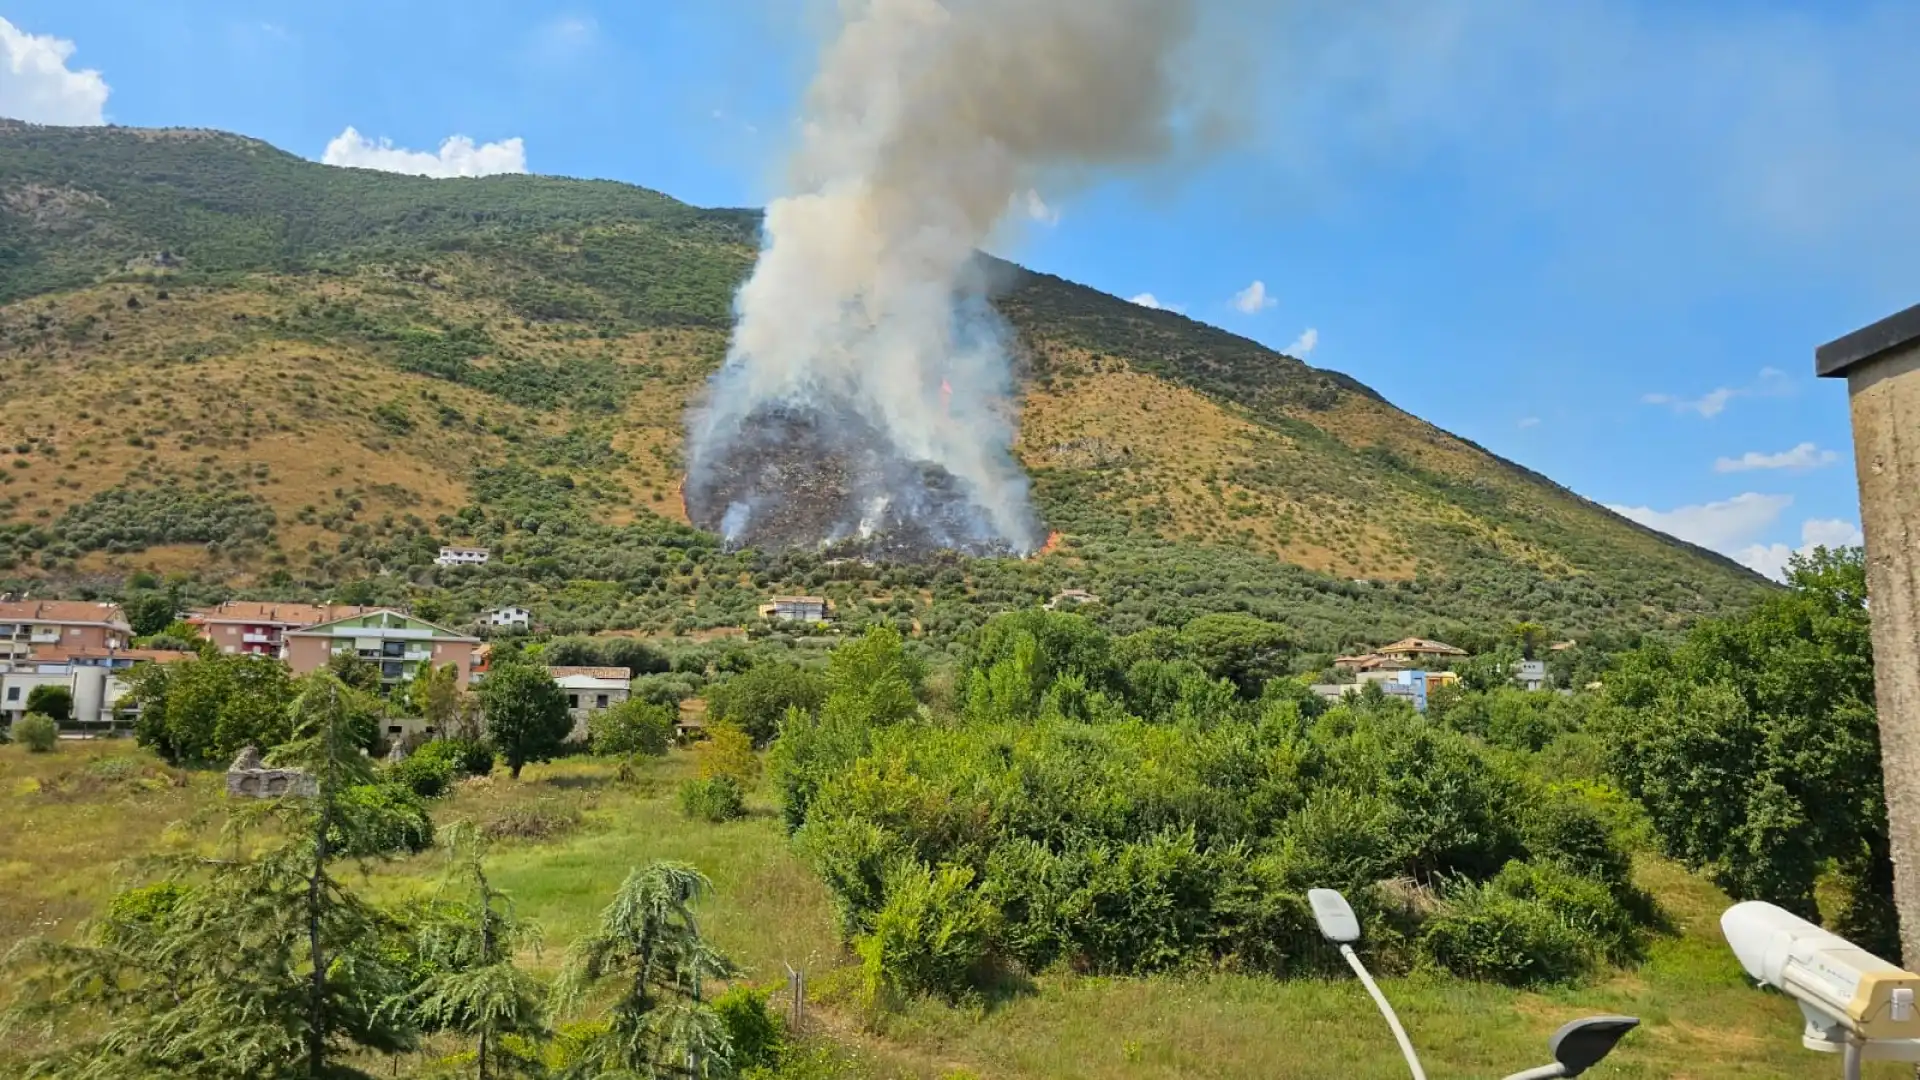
left=1735, top=519, right=1865, bottom=582
left=1232, top=280, right=1277, bottom=314
left=0, top=17, right=109, bottom=125
left=1021, top=189, right=1060, bottom=226
left=1130, top=293, right=1184, bottom=313
left=1607, top=492, right=1792, bottom=552
left=321, top=128, right=528, bottom=178
left=1644, top=368, right=1794, bottom=419
left=1286, top=327, right=1319, bottom=356
left=1714, top=442, right=1842, bottom=474
left=1518, top=416, right=1542, bottom=429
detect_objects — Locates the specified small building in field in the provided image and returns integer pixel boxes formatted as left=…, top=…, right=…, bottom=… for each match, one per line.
left=760, top=596, right=830, bottom=623
left=1515, top=659, right=1549, bottom=692
left=549, top=666, right=632, bottom=740
left=436, top=547, right=490, bottom=568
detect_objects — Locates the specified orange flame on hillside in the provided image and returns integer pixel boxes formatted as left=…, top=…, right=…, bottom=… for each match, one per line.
left=1035, top=531, right=1064, bottom=558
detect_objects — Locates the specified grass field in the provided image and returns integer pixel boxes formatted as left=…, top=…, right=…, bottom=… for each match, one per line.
left=0, top=739, right=1898, bottom=1078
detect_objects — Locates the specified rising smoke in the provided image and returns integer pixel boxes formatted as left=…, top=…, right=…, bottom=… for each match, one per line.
left=685, top=0, right=1238, bottom=558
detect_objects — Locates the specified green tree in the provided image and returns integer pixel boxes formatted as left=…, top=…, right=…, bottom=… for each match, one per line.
left=704, top=663, right=824, bottom=747
left=25, top=684, right=72, bottom=726
left=1177, top=613, right=1291, bottom=698
left=410, top=823, right=547, bottom=1079
left=124, top=591, right=178, bottom=637
left=5, top=674, right=421, bottom=1077
left=1510, top=621, right=1551, bottom=662
left=327, top=651, right=383, bottom=694
left=1602, top=547, right=1889, bottom=951
left=587, top=698, right=673, bottom=758
left=408, top=662, right=462, bottom=732
left=555, top=863, right=736, bottom=1077
left=480, top=663, right=572, bottom=780
left=823, top=626, right=921, bottom=728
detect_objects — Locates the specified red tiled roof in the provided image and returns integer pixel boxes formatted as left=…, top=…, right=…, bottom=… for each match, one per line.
left=0, top=600, right=130, bottom=627
left=548, top=666, right=633, bottom=680
left=188, top=601, right=380, bottom=627
left=30, top=646, right=197, bottom=664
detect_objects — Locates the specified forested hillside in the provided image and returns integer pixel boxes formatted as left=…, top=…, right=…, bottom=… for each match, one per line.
left=0, top=121, right=1769, bottom=649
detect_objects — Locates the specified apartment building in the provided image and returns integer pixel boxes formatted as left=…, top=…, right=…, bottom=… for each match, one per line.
left=285, top=609, right=482, bottom=689
left=188, top=601, right=379, bottom=658
left=0, top=601, right=132, bottom=661
left=550, top=666, right=632, bottom=740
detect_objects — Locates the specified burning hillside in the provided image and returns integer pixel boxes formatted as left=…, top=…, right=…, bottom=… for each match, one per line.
left=683, top=398, right=1026, bottom=560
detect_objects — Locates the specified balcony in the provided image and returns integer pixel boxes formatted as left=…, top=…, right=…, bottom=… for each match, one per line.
left=242, top=632, right=276, bottom=645
left=29, top=631, right=60, bottom=644
left=403, top=649, right=433, bottom=662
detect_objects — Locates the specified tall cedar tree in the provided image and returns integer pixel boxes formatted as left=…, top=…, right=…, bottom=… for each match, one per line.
left=555, top=863, right=737, bottom=1078
left=4, top=674, right=419, bottom=1078
left=481, top=663, right=573, bottom=779
left=409, top=823, right=547, bottom=1079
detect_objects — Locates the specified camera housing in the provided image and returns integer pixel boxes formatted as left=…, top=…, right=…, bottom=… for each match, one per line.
left=1721, top=900, right=1920, bottom=1042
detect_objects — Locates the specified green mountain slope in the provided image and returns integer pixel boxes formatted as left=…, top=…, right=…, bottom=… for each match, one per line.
left=0, top=121, right=1768, bottom=647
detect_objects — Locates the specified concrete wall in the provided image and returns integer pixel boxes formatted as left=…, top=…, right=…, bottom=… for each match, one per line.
left=285, top=635, right=333, bottom=677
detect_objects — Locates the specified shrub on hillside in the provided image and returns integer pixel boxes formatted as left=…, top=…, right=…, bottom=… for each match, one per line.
left=413, top=736, right=495, bottom=778
left=856, top=860, right=999, bottom=1005
left=384, top=753, right=455, bottom=799
left=332, top=783, right=434, bottom=856
left=704, top=663, right=824, bottom=747
left=711, top=985, right=785, bottom=1073
left=15, top=712, right=58, bottom=752
left=587, top=699, right=673, bottom=758
left=1416, top=881, right=1589, bottom=986
left=679, top=776, right=746, bottom=823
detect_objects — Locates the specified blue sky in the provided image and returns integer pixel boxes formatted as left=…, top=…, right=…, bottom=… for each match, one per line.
left=3, top=0, right=1910, bottom=580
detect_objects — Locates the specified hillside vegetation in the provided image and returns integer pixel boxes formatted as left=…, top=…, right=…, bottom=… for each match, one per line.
left=0, top=121, right=1768, bottom=647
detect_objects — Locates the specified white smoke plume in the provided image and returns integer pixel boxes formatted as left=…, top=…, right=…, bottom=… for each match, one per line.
left=687, top=0, right=1239, bottom=555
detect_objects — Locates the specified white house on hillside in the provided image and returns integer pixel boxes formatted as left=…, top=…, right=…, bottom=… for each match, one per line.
left=485, top=606, right=532, bottom=631
left=436, top=547, right=490, bottom=567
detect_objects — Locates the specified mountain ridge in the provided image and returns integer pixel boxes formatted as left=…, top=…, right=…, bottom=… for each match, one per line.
left=0, top=121, right=1769, bottom=645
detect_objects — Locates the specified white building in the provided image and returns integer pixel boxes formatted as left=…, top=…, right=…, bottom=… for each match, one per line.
left=1515, top=659, right=1549, bottom=692
left=549, top=666, right=632, bottom=740
left=436, top=547, right=490, bottom=567
left=0, top=650, right=194, bottom=734
left=759, top=596, right=830, bottom=623
left=485, top=606, right=532, bottom=631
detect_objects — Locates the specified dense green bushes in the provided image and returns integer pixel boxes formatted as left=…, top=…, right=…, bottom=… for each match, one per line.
left=680, top=776, right=746, bottom=822
left=588, top=699, right=674, bottom=757
left=778, top=619, right=1650, bottom=1002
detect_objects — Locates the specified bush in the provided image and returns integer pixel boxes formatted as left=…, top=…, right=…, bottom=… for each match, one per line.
left=384, top=753, right=455, bottom=799
left=332, top=783, right=434, bottom=856
left=856, top=860, right=998, bottom=1004
left=587, top=699, right=673, bottom=757
left=414, top=736, right=495, bottom=778
left=15, top=712, right=58, bottom=752
left=711, top=985, right=785, bottom=1073
left=679, top=776, right=746, bottom=823
left=481, top=799, right=584, bottom=841
left=706, top=663, right=825, bottom=747
left=1489, top=859, right=1642, bottom=964
left=1417, top=883, right=1587, bottom=985
left=26, top=685, right=73, bottom=725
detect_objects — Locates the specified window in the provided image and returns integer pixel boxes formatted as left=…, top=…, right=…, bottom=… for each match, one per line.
left=228, top=626, right=238, bottom=636
left=5, top=687, right=17, bottom=701
left=381, top=661, right=404, bottom=679
left=568, top=694, right=580, bottom=709
left=596, top=694, right=609, bottom=709
left=387, top=725, right=403, bottom=736
left=382, top=641, right=404, bottom=658
left=68, top=628, right=80, bottom=637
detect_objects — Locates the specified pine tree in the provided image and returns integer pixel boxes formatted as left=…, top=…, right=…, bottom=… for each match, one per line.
left=554, top=863, right=737, bottom=1078
left=409, top=823, right=547, bottom=1079
left=4, top=674, right=420, bottom=1079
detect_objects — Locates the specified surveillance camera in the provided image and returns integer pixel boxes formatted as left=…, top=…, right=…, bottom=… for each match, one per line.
left=1721, top=901, right=1920, bottom=1042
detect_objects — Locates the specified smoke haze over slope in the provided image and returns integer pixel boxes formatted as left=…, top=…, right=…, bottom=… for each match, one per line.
left=685, top=0, right=1244, bottom=556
